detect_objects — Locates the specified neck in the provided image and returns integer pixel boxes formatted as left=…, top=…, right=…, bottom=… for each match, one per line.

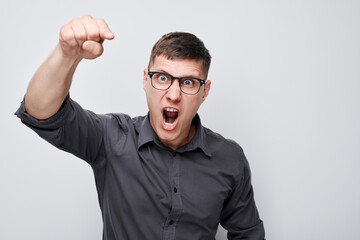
left=163, top=123, right=196, bottom=151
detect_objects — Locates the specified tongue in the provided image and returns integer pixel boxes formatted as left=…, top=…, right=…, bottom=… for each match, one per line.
left=164, top=111, right=178, bottom=124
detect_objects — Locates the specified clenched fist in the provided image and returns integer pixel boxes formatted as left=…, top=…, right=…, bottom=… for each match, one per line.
left=59, top=15, right=114, bottom=60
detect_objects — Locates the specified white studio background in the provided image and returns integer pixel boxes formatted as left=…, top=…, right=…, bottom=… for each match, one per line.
left=1, top=0, right=359, bottom=239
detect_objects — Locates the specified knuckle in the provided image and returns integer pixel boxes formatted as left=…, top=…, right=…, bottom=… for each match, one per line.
left=63, top=34, right=74, bottom=43
left=70, top=17, right=81, bottom=25
left=76, top=32, right=87, bottom=41
left=61, top=28, right=74, bottom=42
left=88, top=31, right=100, bottom=40
left=82, top=14, right=93, bottom=20
left=97, top=18, right=107, bottom=27
left=60, top=25, right=67, bottom=34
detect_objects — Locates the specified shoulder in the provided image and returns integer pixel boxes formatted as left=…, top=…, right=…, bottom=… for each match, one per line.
left=98, top=113, right=148, bottom=133
left=203, top=126, right=244, bottom=157
left=98, top=112, right=136, bottom=125
left=202, top=126, right=248, bottom=173
left=97, top=113, right=146, bottom=147
left=94, top=112, right=132, bottom=133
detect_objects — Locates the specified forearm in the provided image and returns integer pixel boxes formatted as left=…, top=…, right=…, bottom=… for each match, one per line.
left=25, top=44, right=82, bottom=119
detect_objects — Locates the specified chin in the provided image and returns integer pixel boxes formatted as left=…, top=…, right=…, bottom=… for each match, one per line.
left=158, top=128, right=178, bottom=140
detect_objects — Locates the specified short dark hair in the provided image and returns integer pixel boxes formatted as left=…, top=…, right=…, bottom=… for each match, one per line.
left=148, top=32, right=211, bottom=79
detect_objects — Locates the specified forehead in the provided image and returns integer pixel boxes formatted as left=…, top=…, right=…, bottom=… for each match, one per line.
left=151, top=55, right=204, bottom=78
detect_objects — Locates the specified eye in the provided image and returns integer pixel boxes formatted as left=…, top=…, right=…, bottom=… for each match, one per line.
left=158, top=74, right=169, bottom=82
left=182, top=79, right=195, bottom=86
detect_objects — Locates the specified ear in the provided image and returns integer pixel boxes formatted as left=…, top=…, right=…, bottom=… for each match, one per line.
left=143, top=68, right=148, bottom=90
left=201, top=80, right=211, bottom=103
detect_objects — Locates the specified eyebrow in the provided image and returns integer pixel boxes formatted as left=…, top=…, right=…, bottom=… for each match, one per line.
left=151, top=69, right=204, bottom=80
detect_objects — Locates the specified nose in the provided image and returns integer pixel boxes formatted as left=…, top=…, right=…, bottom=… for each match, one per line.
left=166, top=79, right=182, bottom=102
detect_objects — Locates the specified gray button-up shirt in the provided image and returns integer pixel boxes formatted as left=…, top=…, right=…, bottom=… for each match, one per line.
left=16, top=95, right=265, bottom=240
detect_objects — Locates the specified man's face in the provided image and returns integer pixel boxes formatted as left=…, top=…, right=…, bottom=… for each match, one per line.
left=143, top=55, right=211, bottom=150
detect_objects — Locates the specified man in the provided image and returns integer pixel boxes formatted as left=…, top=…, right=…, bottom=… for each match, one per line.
left=16, top=15, right=265, bottom=239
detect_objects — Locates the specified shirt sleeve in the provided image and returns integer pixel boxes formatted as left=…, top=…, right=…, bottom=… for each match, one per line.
left=15, top=94, right=105, bottom=166
left=219, top=154, right=265, bottom=240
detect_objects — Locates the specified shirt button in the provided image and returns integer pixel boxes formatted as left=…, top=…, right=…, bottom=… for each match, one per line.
left=172, top=152, right=176, bottom=157
left=169, top=220, right=174, bottom=225
left=173, top=187, right=178, bottom=193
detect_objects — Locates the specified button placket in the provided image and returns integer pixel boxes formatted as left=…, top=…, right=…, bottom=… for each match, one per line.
left=162, top=151, right=183, bottom=240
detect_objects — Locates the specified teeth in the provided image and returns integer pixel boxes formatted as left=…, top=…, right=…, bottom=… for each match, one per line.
left=164, top=107, right=178, bottom=112
left=163, top=107, right=178, bottom=127
left=163, top=114, right=175, bottom=126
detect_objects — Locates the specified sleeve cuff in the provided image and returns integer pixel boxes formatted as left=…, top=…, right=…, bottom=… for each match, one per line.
left=15, top=94, right=73, bottom=130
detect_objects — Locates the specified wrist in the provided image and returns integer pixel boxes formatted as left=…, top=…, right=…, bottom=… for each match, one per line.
left=55, top=43, right=83, bottom=66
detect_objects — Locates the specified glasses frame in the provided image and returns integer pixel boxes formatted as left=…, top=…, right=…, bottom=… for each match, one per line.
left=147, top=70, right=207, bottom=95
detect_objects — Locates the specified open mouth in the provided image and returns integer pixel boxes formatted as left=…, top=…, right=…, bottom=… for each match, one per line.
left=163, top=107, right=178, bottom=126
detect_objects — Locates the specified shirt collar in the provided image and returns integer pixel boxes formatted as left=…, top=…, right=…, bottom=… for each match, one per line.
left=135, top=113, right=212, bottom=157
left=135, top=113, right=158, bottom=149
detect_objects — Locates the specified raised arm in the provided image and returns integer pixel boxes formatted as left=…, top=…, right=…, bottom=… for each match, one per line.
left=25, top=15, right=114, bottom=119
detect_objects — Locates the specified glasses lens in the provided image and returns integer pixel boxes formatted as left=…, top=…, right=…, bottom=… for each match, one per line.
left=180, top=78, right=201, bottom=94
left=151, top=72, right=172, bottom=90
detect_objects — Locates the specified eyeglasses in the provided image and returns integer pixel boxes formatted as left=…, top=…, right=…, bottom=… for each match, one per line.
left=148, top=71, right=206, bottom=95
